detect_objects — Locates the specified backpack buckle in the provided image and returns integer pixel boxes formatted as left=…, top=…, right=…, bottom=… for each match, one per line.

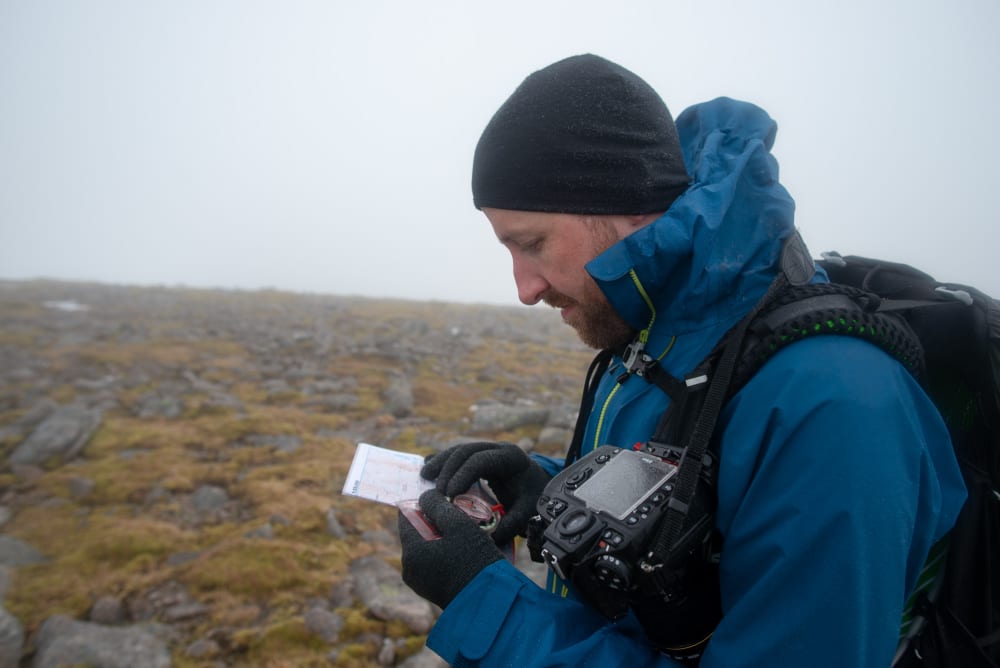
left=622, top=340, right=649, bottom=376
left=934, top=286, right=973, bottom=306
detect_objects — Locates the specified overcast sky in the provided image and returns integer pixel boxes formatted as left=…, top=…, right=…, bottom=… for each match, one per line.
left=2, top=1, right=997, bottom=306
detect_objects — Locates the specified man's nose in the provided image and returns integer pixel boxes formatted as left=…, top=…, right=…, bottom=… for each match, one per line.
left=512, top=257, right=547, bottom=306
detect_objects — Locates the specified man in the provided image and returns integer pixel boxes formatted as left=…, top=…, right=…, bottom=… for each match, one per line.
left=398, top=54, right=967, bottom=667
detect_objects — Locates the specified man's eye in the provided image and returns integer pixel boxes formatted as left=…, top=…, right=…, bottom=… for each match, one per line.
left=521, top=238, right=544, bottom=253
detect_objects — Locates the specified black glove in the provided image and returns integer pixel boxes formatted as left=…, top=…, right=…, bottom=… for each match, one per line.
left=422, top=441, right=551, bottom=546
left=398, top=489, right=504, bottom=609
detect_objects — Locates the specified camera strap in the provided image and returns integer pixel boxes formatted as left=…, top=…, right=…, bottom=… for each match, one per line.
left=644, top=231, right=814, bottom=571
left=565, top=348, right=617, bottom=465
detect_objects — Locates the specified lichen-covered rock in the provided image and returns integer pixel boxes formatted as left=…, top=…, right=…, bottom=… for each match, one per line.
left=8, top=403, right=102, bottom=467
left=0, top=605, right=23, bottom=668
left=383, top=372, right=414, bottom=418
left=349, top=556, right=436, bottom=634
left=32, top=615, right=170, bottom=668
left=304, top=606, right=344, bottom=644
left=398, top=647, right=450, bottom=668
left=0, top=536, right=46, bottom=567
left=469, top=400, right=549, bottom=433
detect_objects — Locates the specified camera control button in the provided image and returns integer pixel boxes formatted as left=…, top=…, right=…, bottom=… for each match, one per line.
left=565, top=468, right=592, bottom=489
left=545, top=499, right=568, bottom=517
left=595, top=453, right=611, bottom=464
left=602, top=529, right=624, bottom=546
left=626, top=516, right=639, bottom=526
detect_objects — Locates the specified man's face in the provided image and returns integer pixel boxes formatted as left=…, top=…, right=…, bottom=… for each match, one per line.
left=483, top=207, right=636, bottom=350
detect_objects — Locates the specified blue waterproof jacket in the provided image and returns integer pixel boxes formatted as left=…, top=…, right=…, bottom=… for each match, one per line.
left=427, top=98, right=967, bottom=667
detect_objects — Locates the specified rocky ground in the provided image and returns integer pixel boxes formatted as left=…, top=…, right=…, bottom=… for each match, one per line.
left=0, top=280, right=594, bottom=667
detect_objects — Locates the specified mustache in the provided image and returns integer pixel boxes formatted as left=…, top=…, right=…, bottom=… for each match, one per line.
left=541, top=291, right=576, bottom=310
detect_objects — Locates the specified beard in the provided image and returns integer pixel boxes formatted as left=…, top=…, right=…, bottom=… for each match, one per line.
left=543, top=217, right=637, bottom=350
left=543, top=288, right=635, bottom=350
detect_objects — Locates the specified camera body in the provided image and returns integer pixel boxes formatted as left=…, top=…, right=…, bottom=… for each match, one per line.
left=528, top=445, right=683, bottom=617
left=528, top=443, right=721, bottom=660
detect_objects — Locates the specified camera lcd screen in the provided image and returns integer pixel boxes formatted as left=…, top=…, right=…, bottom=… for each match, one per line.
left=573, top=450, right=677, bottom=520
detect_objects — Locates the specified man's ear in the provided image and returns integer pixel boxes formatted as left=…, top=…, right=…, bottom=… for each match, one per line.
left=612, top=212, right=662, bottom=239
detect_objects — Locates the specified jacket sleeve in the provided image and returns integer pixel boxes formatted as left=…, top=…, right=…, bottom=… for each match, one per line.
left=703, top=336, right=965, bottom=667
left=426, top=560, right=685, bottom=668
left=530, top=453, right=564, bottom=478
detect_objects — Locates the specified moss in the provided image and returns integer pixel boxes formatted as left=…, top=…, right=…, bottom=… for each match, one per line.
left=230, top=617, right=336, bottom=668
left=411, top=376, right=472, bottom=422
left=85, top=416, right=197, bottom=459
left=197, top=590, right=265, bottom=628
left=73, top=515, right=195, bottom=566
left=397, top=634, right=428, bottom=657
left=177, top=539, right=322, bottom=599
left=48, top=384, right=78, bottom=404
left=388, top=427, right=419, bottom=451
left=257, top=616, right=324, bottom=649
left=236, top=477, right=330, bottom=525
left=231, top=381, right=268, bottom=404
left=334, top=644, right=383, bottom=667
left=307, top=413, right=350, bottom=433
left=5, top=562, right=93, bottom=628
left=0, top=330, right=41, bottom=347
left=338, top=607, right=388, bottom=638
left=4, top=509, right=198, bottom=627
left=0, top=406, right=28, bottom=428
left=45, top=420, right=212, bottom=506
left=195, top=409, right=304, bottom=444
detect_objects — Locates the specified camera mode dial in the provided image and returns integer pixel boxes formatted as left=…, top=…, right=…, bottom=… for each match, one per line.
left=565, top=468, right=592, bottom=490
left=594, top=554, right=632, bottom=591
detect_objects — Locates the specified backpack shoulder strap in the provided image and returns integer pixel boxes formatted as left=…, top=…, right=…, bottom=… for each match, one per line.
left=732, top=280, right=925, bottom=392
left=818, top=252, right=1000, bottom=433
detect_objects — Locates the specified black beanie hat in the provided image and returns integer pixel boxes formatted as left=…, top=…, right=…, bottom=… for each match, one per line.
left=471, top=54, right=690, bottom=215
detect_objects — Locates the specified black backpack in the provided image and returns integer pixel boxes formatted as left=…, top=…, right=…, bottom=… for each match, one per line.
left=810, top=253, right=1000, bottom=667
left=607, top=245, right=1000, bottom=665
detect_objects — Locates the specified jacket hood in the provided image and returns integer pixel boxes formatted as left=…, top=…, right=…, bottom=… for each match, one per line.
left=586, top=97, right=797, bottom=336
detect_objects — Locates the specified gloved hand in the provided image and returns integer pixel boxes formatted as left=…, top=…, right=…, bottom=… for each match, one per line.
left=421, top=441, right=551, bottom=546
left=398, top=488, right=504, bottom=609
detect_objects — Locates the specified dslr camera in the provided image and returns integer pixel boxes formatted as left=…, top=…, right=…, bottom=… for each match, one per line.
left=527, top=443, right=720, bottom=660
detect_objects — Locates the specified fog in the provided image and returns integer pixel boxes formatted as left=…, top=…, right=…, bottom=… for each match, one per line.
left=2, top=0, right=997, bottom=305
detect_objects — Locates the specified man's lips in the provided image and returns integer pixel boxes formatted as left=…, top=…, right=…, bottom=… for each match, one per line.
left=542, top=294, right=577, bottom=322
left=545, top=300, right=572, bottom=318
